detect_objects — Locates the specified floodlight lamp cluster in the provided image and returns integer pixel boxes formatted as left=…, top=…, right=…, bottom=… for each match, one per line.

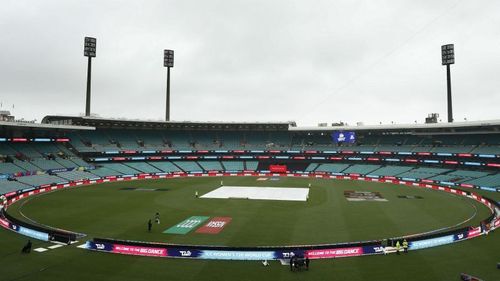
left=441, top=44, right=454, bottom=65
left=84, top=37, right=97, bottom=57
left=164, top=50, right=174, bottom=67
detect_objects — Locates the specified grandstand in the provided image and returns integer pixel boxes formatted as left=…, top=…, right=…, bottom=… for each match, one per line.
left=0, top=115, right=498, bottom=196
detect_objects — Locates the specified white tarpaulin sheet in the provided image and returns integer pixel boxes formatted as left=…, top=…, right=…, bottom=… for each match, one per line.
left=201, top=186, right=309, bottom=202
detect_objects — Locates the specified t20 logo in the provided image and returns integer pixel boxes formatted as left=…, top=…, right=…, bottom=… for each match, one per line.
left=179, top=250, right=192, bottom=257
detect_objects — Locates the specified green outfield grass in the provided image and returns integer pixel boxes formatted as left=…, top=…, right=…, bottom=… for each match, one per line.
left=1, top=176, right=499, bottom=281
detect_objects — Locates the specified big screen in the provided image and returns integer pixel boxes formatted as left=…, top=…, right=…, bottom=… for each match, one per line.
left=332, top=131, right=356, bottom=144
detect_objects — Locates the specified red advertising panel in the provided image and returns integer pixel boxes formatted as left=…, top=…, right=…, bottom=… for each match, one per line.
left=0, top=218, right=10, bottom=228
left=305, top=247, right=363, bottom=259
left=195, top=217, right=232, bottom=234
left=467, top=227, right=482, bottom=238
left=269, top=165, right=287, bottom=173
left=113, top=244, right=167, bottom=257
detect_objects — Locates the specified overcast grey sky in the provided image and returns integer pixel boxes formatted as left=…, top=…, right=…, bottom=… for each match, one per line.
left=1, top=0, right=499, bottom=126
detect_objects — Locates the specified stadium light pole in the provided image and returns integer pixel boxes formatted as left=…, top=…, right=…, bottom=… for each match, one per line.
left=84, top=37, right=97, bottom=117
left=441, top=44, right=454, bottom=123
left=164, top=50, right=174, bottom=121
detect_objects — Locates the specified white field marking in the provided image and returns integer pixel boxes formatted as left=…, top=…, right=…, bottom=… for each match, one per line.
left=48, top=244, right=64, bottom=249
left=76, top=243, right=87, bottom=249
left=50, top=240, right=79, bottom=246
left=34, top=248, right=48, bottom=252
left=201, top=186, right=309, bottom=202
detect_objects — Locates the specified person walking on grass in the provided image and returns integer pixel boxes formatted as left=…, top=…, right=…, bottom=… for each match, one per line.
left=396, top=240, right=401, bottom=255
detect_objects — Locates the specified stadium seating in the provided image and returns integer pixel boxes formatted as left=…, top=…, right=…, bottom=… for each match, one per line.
left=173, top=161, right=203, bottom=172
left=471, top=146, right=500, bottom=154
left=197, top=161, right=223, bottom=171
left=9, top=143, right=43, bottom=158
left=0, top=179, right=30, bottom=194
left=0, top=162, right=26, bottom=175
left=463, top=174, right=500, bottom=188
left=397, top=167, right=451, bottom=179
left=315, top=163, right=350, bottom=173
left=70, top=157, right=91, bottom=167
left=221, top=161, right=245, bottom=171
left=305, top=163, right=319, bottom=172
left=245, top=161, right=258, bottom=171
left=16, top=174, right=64, bottom=186
left=91, top=167, right=123, bottom=177
left=55, top=170, right=98, bottom=181
left=123, top=162, right=162, bottom=174
left=0, top=144, right=18, bottom=156
left=30, top=159, right=65, bottom=170
left=100, top=163, right=140, bottom=175
left=431, top=146, right=475, bottom=153
left=1, top=127, right=500, bottom=195
left=447, top=170, right=491, bottom=179
left=369, top=166, right=414, bottom=176
left=342, top=164, right=381, bottom=175
left=12, top=160, right=40, bottom=173
left=63, top=128, right=500, bottom=156
left=147, top=162, right=182, bottom=173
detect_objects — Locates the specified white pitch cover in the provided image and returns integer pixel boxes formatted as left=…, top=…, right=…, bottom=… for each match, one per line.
left=201, top=186, right=309, bottom=202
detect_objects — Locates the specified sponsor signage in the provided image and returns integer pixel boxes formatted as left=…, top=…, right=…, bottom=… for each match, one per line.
left=409, top=235, right=454, bottom=250
left=113, top=244, right=167, bottom=257
left=305, top=247, right=363, bottom=259
left=168, top=248, right=202, bottom=258
left=16, top=226, right=49, bottom=241
left=85, top=241, right=114, bottom=252
left=0, top=218, right=10, bottom=228
left=363, top=246, right=385, bottom=255
left=467, top=227, right=482, bottom=238
left=195, top=217, right=232, bottom=234
left=454, top=230, right=468, bottom=241
left=199, top=250, right=275, bottom=260
left=164, top=216, right=210, bottom=234
left=269, top=165, right=287, bottom=173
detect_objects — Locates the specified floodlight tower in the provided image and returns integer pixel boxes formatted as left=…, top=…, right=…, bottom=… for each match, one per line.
left=164, top=50, right=174, bottom=121
left=84, top=37, right=96, bottom=117
left=441, top=44, right=455, bottom=123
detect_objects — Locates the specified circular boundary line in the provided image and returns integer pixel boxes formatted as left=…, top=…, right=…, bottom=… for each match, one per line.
left=1, top=172, right=499, bottom=260
left=13, top=175, right=481, bottom=244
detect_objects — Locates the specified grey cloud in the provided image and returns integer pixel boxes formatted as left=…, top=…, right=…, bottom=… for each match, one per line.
left=1, top=0, right=499, bottom=125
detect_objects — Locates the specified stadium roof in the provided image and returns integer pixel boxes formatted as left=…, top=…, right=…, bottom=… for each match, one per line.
left=0, top=120, right=95, bottom=131
left=41, top=115, right=293, bottom=131
left=290, top=119, right=500, bottom=134
left=40, top=115, right=500, bottom=134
